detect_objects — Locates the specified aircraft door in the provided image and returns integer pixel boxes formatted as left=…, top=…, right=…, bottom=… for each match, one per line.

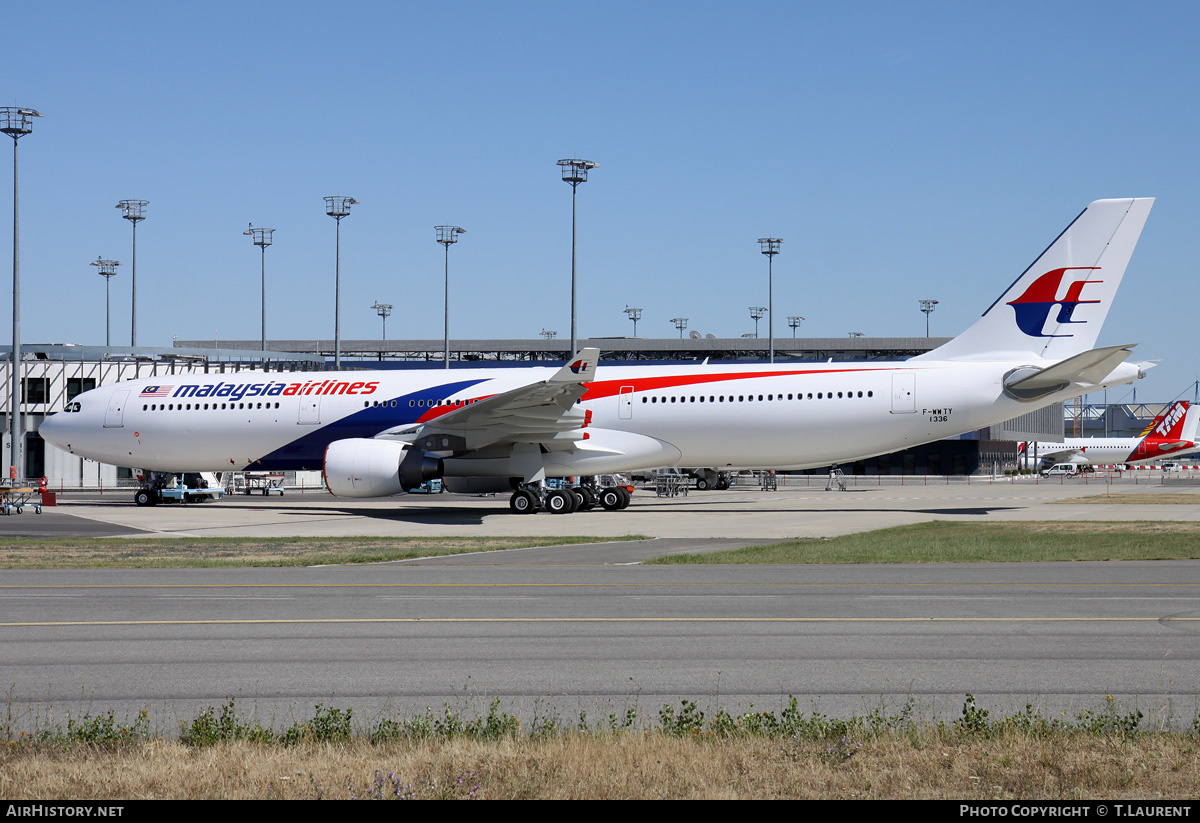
left=298, top=395, right=321, bottom=425
left=890, top=373, right=916, bottom=414
left=103, top=390, right=129, bottom=428
left=618, top=386, right=634, bottom=419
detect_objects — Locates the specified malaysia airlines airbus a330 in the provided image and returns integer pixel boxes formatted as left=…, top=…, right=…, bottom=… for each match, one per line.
left=41, top=197, right=1156, bottom=513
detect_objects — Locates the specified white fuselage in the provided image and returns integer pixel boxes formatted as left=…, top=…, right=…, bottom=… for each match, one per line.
left=39, top=357, right=1133, bottom=478
left=1035, top=437, right=1194, bottom=466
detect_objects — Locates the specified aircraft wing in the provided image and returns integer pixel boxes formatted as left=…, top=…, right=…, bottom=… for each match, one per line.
left=381, top=348, right=600, bottom=454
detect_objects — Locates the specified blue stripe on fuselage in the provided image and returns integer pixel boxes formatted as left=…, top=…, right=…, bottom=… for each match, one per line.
left=249, top=378, right=489, bottom=470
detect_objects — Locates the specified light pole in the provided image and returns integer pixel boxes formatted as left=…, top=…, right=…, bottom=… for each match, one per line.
left=919, top=299, right=939, bottom=337
left=757, top=238, right=783, bottom=363
left=787, top=315, right=804, bottom=338
left=2, top=107, right=41, bottom=483
left=624, top=306, right=642, bottom=337
left=557, top=158, right=598, bottom=355
left=540, top=329, right=558, bottom=339
left=90, top=257, right=120, bottom=347
left=435, top=226, right=465, bottom=368
left=372, top=301, right=392, bottom=341
left=671, top=317, right=688, bottom=338
left=243, top=225, right=275, bottom=351
left=324, top=196, right=358, bottom=369
left=116, top=200, right=148, bottom=347
left=848, top=331, right=864, bottom=338
left=748, top=306, right=766, bottom=339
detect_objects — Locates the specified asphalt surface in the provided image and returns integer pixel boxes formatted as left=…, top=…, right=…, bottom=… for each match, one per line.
left=2, top=475, right=1198, bottom=727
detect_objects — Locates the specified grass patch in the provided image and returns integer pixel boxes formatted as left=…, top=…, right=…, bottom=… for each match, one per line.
left=0, top=535, right=647, bottom=569
left=4, top=695, right=1199, bottom=799
left=1053, top=492, right=1200, bottom=505
left=645, top=521, right=1200, bottom=564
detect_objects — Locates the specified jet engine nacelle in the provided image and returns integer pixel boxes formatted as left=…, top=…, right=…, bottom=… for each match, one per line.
left=323, top=438, right=443, bottom=498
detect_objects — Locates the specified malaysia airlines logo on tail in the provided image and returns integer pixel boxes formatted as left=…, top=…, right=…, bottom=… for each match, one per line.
left=1007, top=267, right=1103, bottom=338
left=568, top=360, right=588, bottom=374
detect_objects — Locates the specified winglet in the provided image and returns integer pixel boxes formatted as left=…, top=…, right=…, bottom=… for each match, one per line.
left=551, top=348, right=600, bottom=383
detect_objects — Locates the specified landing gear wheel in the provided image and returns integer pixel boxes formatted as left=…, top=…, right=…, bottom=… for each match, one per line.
left=545, top=489, right=575, bottom=514
left=599, top=487, right=624, bottom=511
left=694, top=477, right=710, bottom=491
left=575, top=487, right=596, bottom=511
left=615, top=487, right=632, bottom=509
left=509, top=489, right=539, bottom=514
left=715, top=478, right=730, bottom=490
left=134, top=489, right=154, bottom=507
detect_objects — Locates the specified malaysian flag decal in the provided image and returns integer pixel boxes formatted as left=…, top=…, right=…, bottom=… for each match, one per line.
left=140, top=385, right=174, bottom=397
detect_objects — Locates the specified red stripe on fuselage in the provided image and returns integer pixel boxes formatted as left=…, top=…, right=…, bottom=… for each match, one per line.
left=579, top=367, right=894, bottom=402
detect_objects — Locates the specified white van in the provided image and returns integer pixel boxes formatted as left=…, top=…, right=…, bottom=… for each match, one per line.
left=1041, top=463, right=1080, bottom=477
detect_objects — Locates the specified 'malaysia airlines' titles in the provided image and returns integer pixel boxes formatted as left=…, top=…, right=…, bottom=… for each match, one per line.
left=159, top=380, right=381, bottom=402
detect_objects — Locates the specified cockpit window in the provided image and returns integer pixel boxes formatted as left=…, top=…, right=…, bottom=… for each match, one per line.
left=66, top=401, right=82, bottom=413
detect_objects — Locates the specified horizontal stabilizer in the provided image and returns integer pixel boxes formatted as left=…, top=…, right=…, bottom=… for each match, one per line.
left=1004, top=344, right=1135, bottom=400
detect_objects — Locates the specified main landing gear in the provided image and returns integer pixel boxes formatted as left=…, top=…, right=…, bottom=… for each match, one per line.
left=508, top=481, right=631, bottom=514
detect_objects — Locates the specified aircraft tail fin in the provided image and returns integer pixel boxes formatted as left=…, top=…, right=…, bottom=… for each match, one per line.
left=914, top=198, right=1154, bottom=362
left=1144, top=400, right=1191, bottom=442
left=1182, top=403, right=1200, bottom=443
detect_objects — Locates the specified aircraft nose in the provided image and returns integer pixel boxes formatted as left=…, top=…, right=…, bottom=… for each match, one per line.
left=38, top=411, right=67, bottom=448
left=37, top=410, right=64, bottom=443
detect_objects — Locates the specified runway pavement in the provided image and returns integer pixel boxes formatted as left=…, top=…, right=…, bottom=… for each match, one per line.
left=2, top=476, right=1198, bottom=727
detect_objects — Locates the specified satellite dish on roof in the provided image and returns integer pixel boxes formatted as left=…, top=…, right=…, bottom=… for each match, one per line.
left=689, top=330, right=702, bottom=339
left=705, top=333, right=716, bottom=339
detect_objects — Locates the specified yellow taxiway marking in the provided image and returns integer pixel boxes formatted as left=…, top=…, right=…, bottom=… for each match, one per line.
left=2, top=582, right=1200, bottom=590
left=3, top=617, right=1199, bottom=628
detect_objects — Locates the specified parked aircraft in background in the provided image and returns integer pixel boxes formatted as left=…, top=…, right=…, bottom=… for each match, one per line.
left=1019, top=400, right=1198, bottom=468
left=40, top=198, right=1156, bottom=513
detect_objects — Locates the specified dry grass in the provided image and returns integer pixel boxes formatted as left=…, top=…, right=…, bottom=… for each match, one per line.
left=975, top=521, right=1200, bottom=534
left=0, top=536, right=644, bottom=569
left=3, top=733, right=1199, bottom=799
left=1053, top=493, right=1200, bottom=505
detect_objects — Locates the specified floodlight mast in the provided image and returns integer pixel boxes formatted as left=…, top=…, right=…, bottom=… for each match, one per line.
left=436, top=226, right=466, bottom=368
left=324, top=196, right=359, bottom=368
left=919, top=299, right=939, bottom=337
left=2, top=107, right=41, bottom=482
left=757, top=237, right=782, bottom=363
left=623, top=306, right=642, bottom=337
left=748, top=306, right=766, bottom=338
left=671, top=317, right=688, bottom=338
left=371, top=301, right=392, bottom=341
left=557, top=158, right=597, bottom=356
left=243, top=225, right=275, bottom=351
left=787, top=315, right=804, bottom=338
left=116, top=200, right=148, bottom=347
left=91, top=258, right=120, bottom=346
left=540, top=329, right=557, bottom=339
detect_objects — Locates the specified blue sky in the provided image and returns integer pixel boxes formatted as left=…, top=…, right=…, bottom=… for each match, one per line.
left=4, top=1, right=1198, bottom=402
